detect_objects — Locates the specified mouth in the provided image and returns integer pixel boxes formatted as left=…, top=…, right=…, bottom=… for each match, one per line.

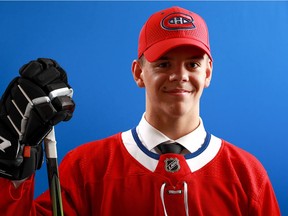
left=163, top=88, right=193, bottom=95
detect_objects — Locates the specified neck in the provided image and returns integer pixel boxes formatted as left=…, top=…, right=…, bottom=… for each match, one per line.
left=144, top=113, right=200, bottom=140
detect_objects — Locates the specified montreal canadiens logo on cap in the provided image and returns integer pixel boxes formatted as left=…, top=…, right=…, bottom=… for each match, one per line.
left=161, top=12, right=195, bottom=30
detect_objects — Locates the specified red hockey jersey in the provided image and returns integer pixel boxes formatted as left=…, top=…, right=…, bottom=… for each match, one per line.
left=0, top=130, right=280, bottom=215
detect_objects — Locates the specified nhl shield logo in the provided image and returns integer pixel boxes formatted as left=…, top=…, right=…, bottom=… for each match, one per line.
left=164, top=158, right=180, bottom=173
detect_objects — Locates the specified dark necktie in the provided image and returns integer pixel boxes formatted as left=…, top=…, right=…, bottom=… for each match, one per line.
left=157, top=142, right=184, bottom=154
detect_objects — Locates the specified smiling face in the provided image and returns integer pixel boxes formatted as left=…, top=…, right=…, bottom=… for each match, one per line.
left=132, top=46, right=213, bottom=133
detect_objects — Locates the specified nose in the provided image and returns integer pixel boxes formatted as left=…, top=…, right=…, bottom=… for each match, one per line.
left=169, top=66, right=189, bottom=82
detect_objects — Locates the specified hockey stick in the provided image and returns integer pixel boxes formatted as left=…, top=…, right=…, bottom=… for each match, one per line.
left=44, top=128, right=64, bottom=216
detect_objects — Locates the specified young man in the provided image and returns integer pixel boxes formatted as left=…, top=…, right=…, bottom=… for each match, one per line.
left=0, top=6, right=280, bottom=216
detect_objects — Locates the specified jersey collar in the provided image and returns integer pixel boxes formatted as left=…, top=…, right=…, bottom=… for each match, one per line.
left=137, top=113, right=207, bottom=154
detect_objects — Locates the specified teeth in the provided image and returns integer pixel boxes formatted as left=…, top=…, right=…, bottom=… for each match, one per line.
left=163, top=87, right=192, bottom=93
left=171, top=89, right=189, bottom=93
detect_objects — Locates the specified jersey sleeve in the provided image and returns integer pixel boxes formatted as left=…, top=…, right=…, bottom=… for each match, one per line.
left=35, top=149, right=88, bottom=215
left=0, top=134, right=114, bottom=216
left=0, top=148, right=89, bottom=215
left=0, top=176, right=36, bottom=215
left=249, top=175, right=281, bottom=216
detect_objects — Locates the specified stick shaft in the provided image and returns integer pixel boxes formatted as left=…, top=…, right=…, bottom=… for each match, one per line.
left=46, top=157, right=64, bottom=216
left=44, top=129, right=64, bottom=216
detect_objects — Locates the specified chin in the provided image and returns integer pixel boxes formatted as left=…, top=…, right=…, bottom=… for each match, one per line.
left=166, top=101, right=198, bottom=116
left=165, top=107, right=191, bottom=117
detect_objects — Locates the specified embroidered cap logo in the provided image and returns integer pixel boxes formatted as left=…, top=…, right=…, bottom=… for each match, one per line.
left=165, top=158, right=180, bottom=173
left=161, top=12, right=195, bottom=30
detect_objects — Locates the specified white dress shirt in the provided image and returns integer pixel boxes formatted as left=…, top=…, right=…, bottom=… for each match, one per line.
left=136, top=114, right=207, bottom=154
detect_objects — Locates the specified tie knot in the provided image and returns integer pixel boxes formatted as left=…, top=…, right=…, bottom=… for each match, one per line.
left=157, top=142, right=184, bottom=154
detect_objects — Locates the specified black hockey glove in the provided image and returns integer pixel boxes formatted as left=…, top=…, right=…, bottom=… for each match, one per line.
left=0, top=58, right=75, bottom=180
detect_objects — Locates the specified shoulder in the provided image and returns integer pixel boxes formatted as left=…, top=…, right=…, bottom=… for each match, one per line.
left=219, top=140, right=280, bottom=214
left=217, top=139, right=269, bottom=198
left=207, top=137, right=268, bottom=184
left=59, top=133, right=124, bottom=176
left=67, top=133, right=123, bottom=156
left=221, top=140, right=265, bottom=172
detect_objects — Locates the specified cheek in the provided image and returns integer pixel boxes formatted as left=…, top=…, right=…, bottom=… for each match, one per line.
left=189, top=74, right=206, bottom=88
left=143, top=72, right=166, bottom=87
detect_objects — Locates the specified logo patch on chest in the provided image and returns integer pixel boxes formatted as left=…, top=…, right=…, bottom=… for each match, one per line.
left=164, top=158, right=180, bottom=173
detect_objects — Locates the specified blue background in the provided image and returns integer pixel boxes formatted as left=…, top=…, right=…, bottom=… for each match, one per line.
left=0, top=1, right=287, bottom=215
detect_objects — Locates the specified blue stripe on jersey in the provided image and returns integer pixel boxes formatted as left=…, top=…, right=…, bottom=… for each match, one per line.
left=131, top=127, right=160, bottom=160
left=131, top=128, right=211, bottom=160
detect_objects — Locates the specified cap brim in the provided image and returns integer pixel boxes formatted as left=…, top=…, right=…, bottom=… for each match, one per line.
left=143, top=38, right=212, bottom=62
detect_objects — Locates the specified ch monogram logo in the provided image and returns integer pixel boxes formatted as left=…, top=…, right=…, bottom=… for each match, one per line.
left=169, top=17, right=189, bottom=25
left=161, top=12, right=195, bottom=31
left=164, top=158, right=180, bottom=173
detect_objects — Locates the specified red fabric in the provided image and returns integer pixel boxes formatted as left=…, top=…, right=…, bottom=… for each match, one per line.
left=138, top=6, right=212, bottom=62
left=0, top=133, right=280, bottom=215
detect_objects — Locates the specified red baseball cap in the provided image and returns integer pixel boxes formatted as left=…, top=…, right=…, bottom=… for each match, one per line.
left=138, top=6, right=212, bottom=62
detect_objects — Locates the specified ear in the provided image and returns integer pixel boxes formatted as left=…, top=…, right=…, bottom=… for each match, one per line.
left=204, top=59, right=213, bottom=88
left=131, top=60, right=145, bottom=88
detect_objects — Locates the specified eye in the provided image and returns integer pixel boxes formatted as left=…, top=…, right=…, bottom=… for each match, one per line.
left=188, top=62, right=200, bottom=69
left=157, top=61, right=170, bottom=68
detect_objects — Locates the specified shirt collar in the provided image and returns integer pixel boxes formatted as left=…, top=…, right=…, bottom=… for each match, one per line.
left=137, top=113, right=207, bottom=154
